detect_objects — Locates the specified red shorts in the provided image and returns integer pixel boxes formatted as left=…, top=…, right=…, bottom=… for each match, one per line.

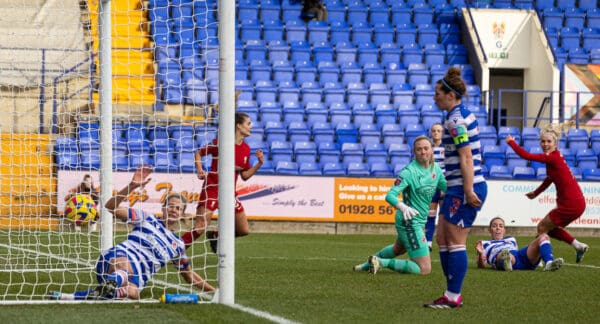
left=198, top=187, right=245, bottom=213
left=548, top=199, right=586, bottom=228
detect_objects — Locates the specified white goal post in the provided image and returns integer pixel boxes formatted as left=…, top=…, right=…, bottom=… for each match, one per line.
left=0, top=0, right=235, bottom=304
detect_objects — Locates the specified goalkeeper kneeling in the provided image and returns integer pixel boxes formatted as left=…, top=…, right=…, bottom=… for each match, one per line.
left=50, top=166, right=215, bottom=300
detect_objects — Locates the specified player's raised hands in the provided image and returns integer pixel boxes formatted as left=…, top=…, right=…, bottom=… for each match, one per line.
left=131, top=165, right=153, bottom=188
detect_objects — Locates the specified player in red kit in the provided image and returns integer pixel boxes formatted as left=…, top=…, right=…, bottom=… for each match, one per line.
left=505, top=124, right=589, bottom=263
left=181, top=112, right=264, bottom=253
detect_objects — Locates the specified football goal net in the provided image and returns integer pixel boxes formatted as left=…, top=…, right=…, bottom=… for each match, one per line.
left=0, top=0, right=236, bottom=304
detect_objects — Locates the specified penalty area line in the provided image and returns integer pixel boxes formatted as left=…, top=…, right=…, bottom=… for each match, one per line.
left=228, top=303, right=301, bottom=324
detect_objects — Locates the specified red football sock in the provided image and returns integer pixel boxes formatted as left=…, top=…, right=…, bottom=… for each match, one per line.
left=548, top=227, right=574, bottom=244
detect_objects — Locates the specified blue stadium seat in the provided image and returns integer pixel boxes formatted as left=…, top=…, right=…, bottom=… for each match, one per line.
left=542, top=8, right=564, bottom=30
left=392, top=83, right=414, bottom=106
left=582, top=168, right=600, bottom=181
left=582, top=28, right=600, bottom=51
left=373, top=23, right=395, bottom=46
left=290, top=40, right=311, bottom=63
left=177, top=151, right=196, bottom=173
left=478, top=125, right=498, bottom=147
left=347, top=162, right=370, bottom=177
left=306, top=102, right=329, bottom=126
left=498, top=126, right=521, bottom=150
left=402, top=43, right=423, bottom=66
left=260, top=0, right=281, bottom=22
left=578, top=0, right=597, bottom=9
left=268, top=39, right=290, bottom=63
left=483, top=145, right=506, bottom=168
left=347, top=0, right=368, bottom=24
left=576, top=148, right=598, bottom=170
left=560, top=27, right=581, bottom=51
left=276, top=161, right=299, bottom=175
left=279, top=80, right=301, bottom=104
left=325, top=0, right=346, bottom=23
left=562, top=148, right=576, bottom=167
left=240, top=19, right=262, bottom=41
left=385, top=62, right=407, bottom=87
left=312, top=121, right=335, bottom=143
left=506, top=147, right=528, bottom=172
left=341, top=142, right=365, bottom=165
left=424, top=44, right=446, bottom=67
left=357, top=121, right=379, bottom=144
left=570, top=166, right=583, bottom=180
left=336, top=122, right=359, bottom=145
left=288, top=121, right=311, bottom=144
left=404, top=124, right=427, bottom=147
left=391, top=3, right=412, bottom=27
left=296, top=61, right=318, bottom=84
left=417, top=24, right=439, bottom=46
left=380, top=43, right=402, bottom=66
left=413, top=3, right=434, bottom=25
left=397, top=107, right=420, bottom=131
left=521, top=127, right=540, bottom=150
left=265, top=121, right=287, bottom=143
left=272, top=60, right=295, bottom=83
left=313, top=41, right=335, bottom=64
left=270, top=140, right=293, bottom=165
left=536, top=166, right=547, bottom=179
left=318, top=61, right=341, bottom=84
left=351, top=22, right=373, bottom=46
left=439, top=23, right=461, bottom=45
left=285, top=19, right=307, bottom=42
left=357, top=42, right=379, bottom=66
left=153, top=151, right=177, bottom=172
left=512, top=166, right=536, bottom=179
left=249, top=59, right=272, bottom=83
left=407, top=63, right=430, bottom=87
left=323, top=82, right=345, bottom=105
left=567, top=128, right=589, bottom=150
left=381, top=123, right=404, bottom=146
left=308, top=20, right=329, bottom=45
left=259, top=102, right=283, bottom=123
left=255, top=80, right=278, bottom=105
left=363, top=63, right=385, bottom=86
left=395, top=23, right=417, bottom=45
left=564, top=8, right=585, bottom=29
left=582, top=9, right=600, bottom=32
left=421, top=110, right=444, bottom=130
left=294, top=141, right=318, bottom=164
left=388, top=143, right=411, bottom=167
left=368, top=82, right=391, bottom=105
left=281, top=0, right=302, bottom=21
left=364, top=142, right=388, bottom=164
left=335, top=41, right=358, bottom=64
left=298, top=162, right=323, bottom=175
left=340, top=61, right=363, bottom=86
left=318, top=141, right=342, bottom=164
left=556, top=0, right=576, bottom=10
left=329, top=21, right=350, bottom=44
left=300, top=80, right=322, bottom=105
left=238, top=0, right=259, bottom=21
left=323, top=162, right=346, bottom=176
left=369, top=1, right=390, bottom=25
left=590, top=129, right=600, bottom=153
left=374, top=104, right=396, bottom=128
left=257, top=160, right=275, bottom=174
left=346, top=82, right=369, bottom=106
left=489, top=165, right=512, bottom=179
left=446, top=44, right=467, bottom=65
left=263, top=19, right=285, bottom=42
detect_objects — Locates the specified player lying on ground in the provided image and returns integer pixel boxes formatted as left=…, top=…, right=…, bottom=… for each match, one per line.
left=50, top=166, right=215, bottom=300
left=475, top=217, right=563, bottom=271
left=354, top=135, right=446, bottom=275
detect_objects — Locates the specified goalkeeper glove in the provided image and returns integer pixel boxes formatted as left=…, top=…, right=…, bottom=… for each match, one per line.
left=395, top=202, right=419, bottom=221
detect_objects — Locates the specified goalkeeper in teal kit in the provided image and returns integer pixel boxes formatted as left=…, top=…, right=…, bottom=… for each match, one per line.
left=354, top=135, right=447, bottom=275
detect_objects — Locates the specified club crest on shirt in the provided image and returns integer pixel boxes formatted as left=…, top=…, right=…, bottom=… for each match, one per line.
left=393, top=176, right=403, bottom=186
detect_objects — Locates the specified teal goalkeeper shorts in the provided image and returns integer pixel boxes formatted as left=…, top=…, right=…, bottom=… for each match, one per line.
left=394, top=216, right=430, bottom=259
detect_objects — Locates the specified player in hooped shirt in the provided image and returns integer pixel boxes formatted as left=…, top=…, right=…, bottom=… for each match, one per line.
left=50, top=166, right=215, bottom=300
left=475, top=217, right=563, bottom=272
left=505, top=124, right=589, bottom=263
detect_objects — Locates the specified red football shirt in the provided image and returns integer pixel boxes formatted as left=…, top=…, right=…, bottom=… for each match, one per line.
left=199, top=138, right=251, bottom=188
left=508, top=140, right=584, bottom=205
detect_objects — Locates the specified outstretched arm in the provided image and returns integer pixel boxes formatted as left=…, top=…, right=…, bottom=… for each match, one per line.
left=475, top=241, right=487, bottom=268
left=104, top=166, right=152, bottom=222
left=506, top=136, right=553, bottom=164
left=179, top=267, right=216, bottom=292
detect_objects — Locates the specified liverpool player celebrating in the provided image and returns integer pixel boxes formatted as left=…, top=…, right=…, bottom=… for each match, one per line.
left=505, top=124, right=589, bottom=263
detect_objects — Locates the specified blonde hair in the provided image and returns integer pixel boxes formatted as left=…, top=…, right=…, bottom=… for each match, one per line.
left=413, top=135, right=435, bottom=167
left=540, top=123, right=561, bottom=142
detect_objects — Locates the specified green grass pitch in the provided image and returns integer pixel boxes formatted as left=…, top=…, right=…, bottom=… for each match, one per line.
left=0, top=232, right=599, bottom=323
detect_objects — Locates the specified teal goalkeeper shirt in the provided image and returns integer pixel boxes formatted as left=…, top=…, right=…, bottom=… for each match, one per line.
left=385, top=160, right=447, bottom=227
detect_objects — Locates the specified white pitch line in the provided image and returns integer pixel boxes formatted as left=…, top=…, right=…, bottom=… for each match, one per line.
left=229, top=303, right=302, bottom=324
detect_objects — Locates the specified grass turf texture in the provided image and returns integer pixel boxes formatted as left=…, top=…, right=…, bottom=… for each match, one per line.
left=1, top=233, right=599, bottom=323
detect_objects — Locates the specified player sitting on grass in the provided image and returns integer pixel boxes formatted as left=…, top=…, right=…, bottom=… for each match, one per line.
left=475, top=216, right=563, bottom=271
left=49, top=166, right=215, bottom=300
